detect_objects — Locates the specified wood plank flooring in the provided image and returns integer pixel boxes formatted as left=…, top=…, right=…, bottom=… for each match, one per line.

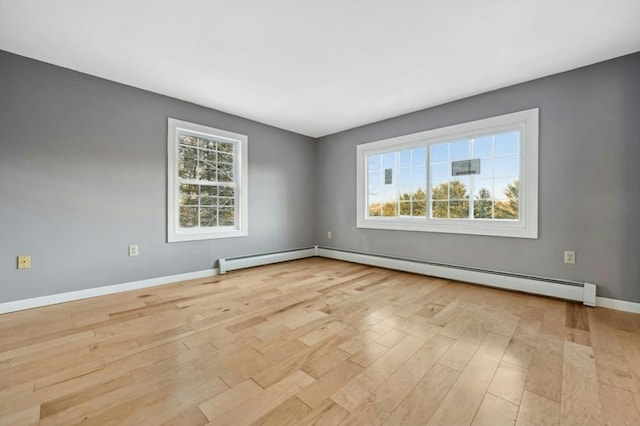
left=1, top=257, right=639, bottom=425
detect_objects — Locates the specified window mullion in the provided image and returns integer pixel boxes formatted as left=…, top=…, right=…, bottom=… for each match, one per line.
left=447, top=143, right=451, bottom=219
left=468, top=138, right=474, bottom=220
left=426, top=143, right=431, bottom=223
left=491, top=134, right=496, bottom=219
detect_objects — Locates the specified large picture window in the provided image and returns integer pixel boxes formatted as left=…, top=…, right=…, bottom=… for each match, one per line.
left=356, top=109, right=538, bottom=238
left=167, top=118, right=248, bottom=242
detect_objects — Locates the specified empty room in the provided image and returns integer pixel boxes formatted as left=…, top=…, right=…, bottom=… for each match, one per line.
left=1, top=1, right=639, bottom=425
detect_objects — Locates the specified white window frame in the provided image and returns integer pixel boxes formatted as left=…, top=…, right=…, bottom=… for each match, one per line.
left=356, top=109, right=538, bottom=239
left=167, top=118, right=248, bottom=242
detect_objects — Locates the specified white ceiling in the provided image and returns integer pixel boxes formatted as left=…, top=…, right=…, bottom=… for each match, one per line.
left=1, top=1, right=639, bottom=137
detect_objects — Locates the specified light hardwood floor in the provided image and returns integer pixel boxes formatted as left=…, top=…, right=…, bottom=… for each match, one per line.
left=1, top=258, right=639, bottom=425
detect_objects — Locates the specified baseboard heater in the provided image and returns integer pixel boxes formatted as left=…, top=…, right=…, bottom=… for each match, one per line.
left=218, top=246, right=317, bottom=274
left=217, top=246, right=595, bottom=306
left=316, top=247, right=596, bottom=306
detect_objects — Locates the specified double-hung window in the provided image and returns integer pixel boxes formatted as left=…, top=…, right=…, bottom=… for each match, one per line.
left=356, top=109, right=538, bottom=238
left=167, top=118, right=248, bottom=242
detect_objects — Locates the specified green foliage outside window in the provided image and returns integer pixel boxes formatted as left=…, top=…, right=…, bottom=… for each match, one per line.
left=368, top=180, right=518, bottom=220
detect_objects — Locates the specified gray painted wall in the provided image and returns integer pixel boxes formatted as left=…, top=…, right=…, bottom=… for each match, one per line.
left=0, top=51, right=316, bottom=303
left=316, top=53, right=640, bottom=303
left=2, top=50, right=638, bottom=304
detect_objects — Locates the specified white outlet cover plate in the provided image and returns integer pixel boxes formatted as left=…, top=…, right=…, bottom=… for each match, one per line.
left=564, top=251, right=575, bottom=264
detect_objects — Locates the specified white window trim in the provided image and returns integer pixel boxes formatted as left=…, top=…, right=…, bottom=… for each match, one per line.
left=167, top=118, right=248, bottom=242
left=356, top=109, right=538, bottom=239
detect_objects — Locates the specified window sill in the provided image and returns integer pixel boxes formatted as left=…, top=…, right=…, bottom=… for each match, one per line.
left=356, top=218, right=537, bottom=239
left=168, top=229, right=248, bottom=242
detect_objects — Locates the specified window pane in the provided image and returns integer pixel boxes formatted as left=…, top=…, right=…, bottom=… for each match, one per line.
left=202, top=138, right=216, bottom=150
left=473, top=186, right=493, bottom=219
left=217, top=163, right=233, bottom=182
left=178, top=146, right=198, bottom=179
left=449, top=179, right=469, bottom=200
left=368, top=170, right=382, bottom=185
left=398, top=167, right=411, bottom=184
left=473, top=180, right=494, bottom=199
left=367, top=154, right=381, bottom=171
left=381, top=202, right=397, bottom=217
left=494, top=178, right=518, bottom=201
left=432, top=201, right=448, bottom=218
left=179, top=184, right=198, bottom=205
left=412, top=200, right=426, bottom=216
left=430, top=144, right=448, bottom=164
left=219, top=207, right=235, bottom=226
left=495, top=198, right=519, bottom=219
left=494, top=131, right=519, bottom=155
left=382, top=152, right=395, bottom=169
left=219, top=186, right=234, bottom=197
left=430, top=163, right=450, bottom=184
left=412, top=147, right=427, bottom=165
left=476, top=157, right=493, bottom=179
left=200, top=185, right=217, bottom=205
left=198, top=149, right=217, bottom=181
left=219, top=197, right=234, bottom=206
left=473, top=196, right=493, bottom=219
left=450, top=140, right=470, bottom=161
left=399, top=201, right=411, bottom=216
left=412, top=187, right=427, bottom=202
left=368, top=177, right=383, bottom=211
left=218, top=152, right=233, bottom=164
left=218, top=142, right=233, bottom=153
left=368, top=203, right=382, bottom=216
left=412, top=165, right=426, bottom=186
left=431, top=182, right=449, bottom=200
left=398, top=185, right=411, bottom=200
left=494, top=155, right=519, bottom=177
left=473, top=136, right=493, bottom=157
left=449, top=200, right=469, bottom=218
left=200, top=149, right=216, bottom=165
left=493, top=179, right=519, bottom=220
left=195, top=137, right=208, bottom=148
left=200, top=207, right=217, bottom=227
left=399, top=150, right=411, bottom=167
left=178, top=134, right=198, bottom=147
left=179, top=207, right=198, bottom=228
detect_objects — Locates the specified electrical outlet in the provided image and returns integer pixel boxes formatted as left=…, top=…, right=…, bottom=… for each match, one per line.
left=327, top=231, right=332, bottom=239
left=564, top=250, right=576, bottom=264
left=129, top=245, right=139, bottom=257
left=17, top=255, right=31, bottom=269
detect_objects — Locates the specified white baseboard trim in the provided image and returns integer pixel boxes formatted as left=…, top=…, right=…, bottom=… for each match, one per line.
left=1, top=246, right=316, bottom=314
left=3, top=248, right=638, bottom=315
left=596, top=297, right=640, bottom=314
left=318, top=247, right=594, bottom=304
left=218, top=247, right=316, bottom=274
left=317, top=248, right=640, bottom=313
left=0, top=268, right=218, bottom=314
